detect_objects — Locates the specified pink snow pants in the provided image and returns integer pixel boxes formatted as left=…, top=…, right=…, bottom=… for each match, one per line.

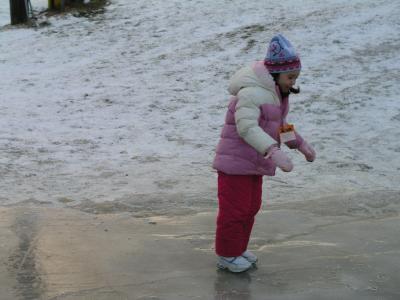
left=215, top=171, right=263, bottom=257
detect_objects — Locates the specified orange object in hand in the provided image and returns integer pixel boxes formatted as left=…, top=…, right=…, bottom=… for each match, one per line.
left=279, top=124, right=295, bottom=133
left=278, top=124, right=296, bottom=143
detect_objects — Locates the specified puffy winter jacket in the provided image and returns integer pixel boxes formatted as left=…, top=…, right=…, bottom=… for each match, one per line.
left=213, top=61, right=304, bottom=176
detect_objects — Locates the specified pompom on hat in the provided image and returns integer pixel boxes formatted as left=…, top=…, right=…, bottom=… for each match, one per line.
left=264, top=34, right=301, bottom=73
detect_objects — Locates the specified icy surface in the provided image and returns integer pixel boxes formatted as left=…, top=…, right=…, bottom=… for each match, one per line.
left=0, top=0, right=399, bottom=210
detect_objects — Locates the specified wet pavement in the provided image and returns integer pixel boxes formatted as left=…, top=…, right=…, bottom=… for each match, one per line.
left=0, top=190, right=399, bottom=299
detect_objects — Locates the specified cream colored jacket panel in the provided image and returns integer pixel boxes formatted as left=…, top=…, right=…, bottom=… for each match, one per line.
left=228, top=64, right=280, bottom=155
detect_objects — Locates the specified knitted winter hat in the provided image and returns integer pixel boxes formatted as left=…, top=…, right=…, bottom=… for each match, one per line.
left=264, top=34, right=301, bottom=73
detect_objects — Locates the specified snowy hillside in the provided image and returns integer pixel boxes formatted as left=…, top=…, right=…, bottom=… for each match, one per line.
left=0, top=0, right=399, bottom=213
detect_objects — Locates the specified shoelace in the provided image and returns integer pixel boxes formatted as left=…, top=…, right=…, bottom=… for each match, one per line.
left=221, top=257, right=239, bottom=264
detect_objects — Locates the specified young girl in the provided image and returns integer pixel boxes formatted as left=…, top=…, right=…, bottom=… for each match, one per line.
left=213, top=34, right=316, bottom=273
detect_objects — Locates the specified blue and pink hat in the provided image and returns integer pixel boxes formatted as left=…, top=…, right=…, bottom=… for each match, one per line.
left=264, top=34, right=301, bottom=73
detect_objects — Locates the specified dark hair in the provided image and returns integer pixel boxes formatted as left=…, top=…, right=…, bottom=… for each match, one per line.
left=270, top=73, right=300, bottom=95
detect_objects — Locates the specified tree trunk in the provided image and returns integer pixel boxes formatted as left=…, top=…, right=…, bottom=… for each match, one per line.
left=49, top=0, right=65, bottom=10
left=9, top=0, right=28, bottom=25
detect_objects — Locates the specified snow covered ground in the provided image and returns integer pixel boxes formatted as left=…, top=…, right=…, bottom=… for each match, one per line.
left=0, top=0, right=399, bottom=214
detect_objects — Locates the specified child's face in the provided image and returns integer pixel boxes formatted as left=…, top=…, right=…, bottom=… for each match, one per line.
left=277, top=70, right=300, bottom=93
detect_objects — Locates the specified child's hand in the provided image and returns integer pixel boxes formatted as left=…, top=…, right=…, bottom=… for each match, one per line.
left=298, top=141, right=316, bottom=162
left=266, top=146, right=293, bottom=172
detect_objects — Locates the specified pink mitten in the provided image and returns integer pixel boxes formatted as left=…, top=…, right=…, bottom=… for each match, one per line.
left=266, top=146, right=293, bottom=172
left=298, top=141, right=316, bottom=162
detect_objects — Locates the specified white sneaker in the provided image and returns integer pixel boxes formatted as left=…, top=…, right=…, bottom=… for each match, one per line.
left=241, top=250, right=258, bottom=264
left=217, top=256, right=252, bottom=273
